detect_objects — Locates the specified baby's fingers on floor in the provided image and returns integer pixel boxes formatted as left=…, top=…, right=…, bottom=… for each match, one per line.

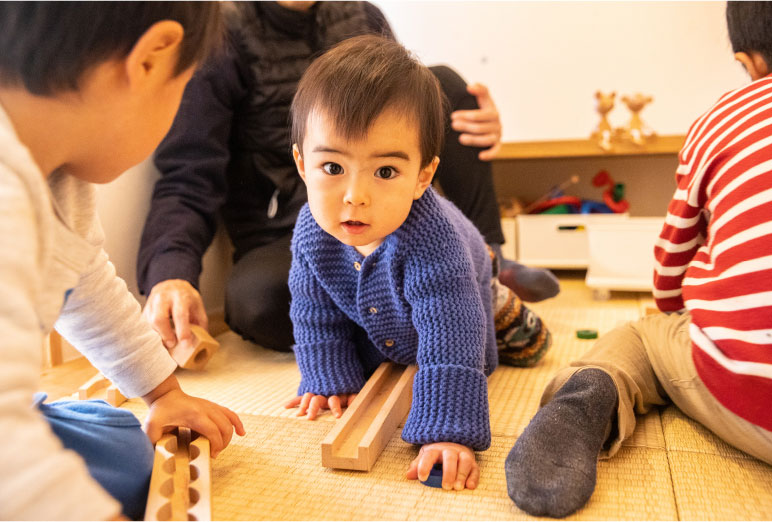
left=455, top=450, right=475, bottom=490
left=307, top=395, right=327, bottom=420
left=296, top=392, right=314, bottom=416
left=284, top=395, right=303, bottom=409
left=442, top=450, right=459, bottom=491
left=462, top=452, right=480, bottom=490
left=328, top=395, right=342, bottom=417
left=418, top=449, right=441, bottom=482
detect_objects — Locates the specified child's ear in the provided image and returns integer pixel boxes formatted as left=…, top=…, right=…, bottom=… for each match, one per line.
left=293, top=144, right=307, bottom=183
left=414, top=156, right=439, bottom=200
left=125, top=20, right=185, bottom=90
left=735, top=51, right=770, bottom=81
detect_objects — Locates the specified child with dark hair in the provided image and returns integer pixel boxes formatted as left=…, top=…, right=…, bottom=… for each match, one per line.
left=284, top=34, right=551, bottom=491
left=506, top=1, right=772, bottom=517
left=0, top=3, right=244, bottom=519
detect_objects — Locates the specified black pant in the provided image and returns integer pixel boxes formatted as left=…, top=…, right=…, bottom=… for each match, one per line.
left=226, top=66, right=504, bottom=352
left=225, top=232, right=294, bottom=352
left=430, top=65, right=504, bottom=246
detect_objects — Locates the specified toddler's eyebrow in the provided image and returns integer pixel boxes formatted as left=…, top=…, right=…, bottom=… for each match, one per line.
left=312, top=145, right=410, bottom=161
left=371, top=150, right=410, bottom=161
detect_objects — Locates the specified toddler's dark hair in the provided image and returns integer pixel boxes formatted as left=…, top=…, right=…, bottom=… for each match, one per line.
left=0, top=1, right=223, bottom=96
left=291, top=35, right=447, bottom=168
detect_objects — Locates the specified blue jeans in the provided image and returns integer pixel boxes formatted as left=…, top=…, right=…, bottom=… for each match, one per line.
left=35, top=393, right=154, bottom=520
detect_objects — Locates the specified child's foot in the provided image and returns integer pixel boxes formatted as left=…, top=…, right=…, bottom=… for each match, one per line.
left=494, top=280, right=551, bottom=366
left=505, top=369, right=617, bottom=518
left=499, top=259, right=560, bottom=303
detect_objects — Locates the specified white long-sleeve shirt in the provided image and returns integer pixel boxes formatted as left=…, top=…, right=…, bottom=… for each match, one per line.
left=0, top=105, right=178, bottom=519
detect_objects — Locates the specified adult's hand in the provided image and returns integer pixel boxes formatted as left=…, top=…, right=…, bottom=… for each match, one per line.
left=450, top=82, right=502, bottom=161
left=143, top=279, right=209, bottom=354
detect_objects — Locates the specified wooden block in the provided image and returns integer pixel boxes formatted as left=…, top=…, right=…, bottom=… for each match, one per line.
left=78, top=372, right=129, bottom=406
left=169, top=325, right=219, bottom=371
left=78, top=372, right=110, bottom=400
left=145, top=428, right=211, bottom=521
left=106, top=385, right=127, bottom=407
left=645, top=307, right=661, bottom=316
left=48, top=329, right=63, bottom=367
left=321, top=362, right=417, bottom=471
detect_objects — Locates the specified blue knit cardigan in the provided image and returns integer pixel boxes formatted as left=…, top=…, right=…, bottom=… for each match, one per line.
left=289, top=187, right=497, bottom=450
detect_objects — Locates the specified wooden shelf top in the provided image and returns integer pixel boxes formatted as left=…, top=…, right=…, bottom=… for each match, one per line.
left=495, top=134, right=686, bottom=160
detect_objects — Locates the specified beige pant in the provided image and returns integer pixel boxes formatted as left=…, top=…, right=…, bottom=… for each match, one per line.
left=542, top=312, right=772, bottom=464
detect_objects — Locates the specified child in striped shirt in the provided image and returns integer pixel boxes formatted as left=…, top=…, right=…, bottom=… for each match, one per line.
left=506, top=2, right=772, bottom=517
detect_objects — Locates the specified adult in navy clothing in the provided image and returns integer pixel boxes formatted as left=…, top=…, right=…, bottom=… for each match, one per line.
left=137, top=1, right=559, bottom=355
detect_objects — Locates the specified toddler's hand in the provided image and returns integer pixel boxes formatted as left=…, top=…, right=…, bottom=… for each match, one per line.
left=143, top=376, right=245, bottom=458
left=284, top=392, right=358, bottom=420
left=406, top=442, right=479, bottom=491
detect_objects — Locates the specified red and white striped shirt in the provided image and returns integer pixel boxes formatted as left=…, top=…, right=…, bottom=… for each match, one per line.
left=654, top=75, right=772, bottom=432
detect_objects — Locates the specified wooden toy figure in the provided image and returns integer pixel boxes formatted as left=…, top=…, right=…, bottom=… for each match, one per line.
left=620, top=93, right=655, bottom=146
left=591, top=91, right=616, bottom=152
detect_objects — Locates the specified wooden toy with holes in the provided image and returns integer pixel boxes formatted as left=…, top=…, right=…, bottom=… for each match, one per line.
left=77, top=372, right=127, bottom=407
left=169, top=324, right=219, bottom=371
left=145, top=427, right=211, bottom=521
left=321, top=362, right=417, bottom=471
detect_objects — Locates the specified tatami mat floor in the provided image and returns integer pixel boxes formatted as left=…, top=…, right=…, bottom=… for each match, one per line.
left=42, top=272, right=772, bottom=520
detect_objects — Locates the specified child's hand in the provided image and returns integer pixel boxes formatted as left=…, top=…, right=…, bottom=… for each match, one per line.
left=406, top=442, right=479, bottom=491
left=284, top=392, right=358, bottom=420
left=142, top=375, right=245, bottom=458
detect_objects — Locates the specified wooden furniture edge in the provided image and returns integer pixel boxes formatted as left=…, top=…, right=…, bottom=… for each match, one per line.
left=495, top=134, right=686, bottom=160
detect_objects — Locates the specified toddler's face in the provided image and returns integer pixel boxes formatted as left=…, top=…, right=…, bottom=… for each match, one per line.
left=294, top=107, right=436, bottom=256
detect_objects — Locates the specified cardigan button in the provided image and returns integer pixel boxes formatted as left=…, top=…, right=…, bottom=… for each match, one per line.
left=384, top=339, right=394, bottom=347
left=354, top=262, right=361, bottom=271
left=369, top=307, right=377, bottom=314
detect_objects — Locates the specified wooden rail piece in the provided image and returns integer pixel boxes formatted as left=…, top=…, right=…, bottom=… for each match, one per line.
left=78, top=372, right=110, bottom=400
left=105, top=384, right=127, bottom=407
left=145, top=428, right=212, bottom=521
left=321, top=362, right=417, bottom=471
left=47, top=329, right=64, bottom=367
left=77, top=372, right=128, bottom=407
left=169, top=325, right=220, bottom=371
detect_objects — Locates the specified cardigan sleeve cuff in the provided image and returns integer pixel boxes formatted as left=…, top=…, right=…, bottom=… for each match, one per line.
left=294, top=340, right=366, bottom=396
left=402, top=364, right=491, bottom=451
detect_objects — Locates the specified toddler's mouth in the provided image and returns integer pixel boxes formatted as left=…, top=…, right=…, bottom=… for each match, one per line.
left=342, top=220, right=368, bottom=234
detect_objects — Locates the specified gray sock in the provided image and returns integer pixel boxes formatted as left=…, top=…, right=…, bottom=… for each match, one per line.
left=489, top=243, right=560, bottom=302
left=505, top=369, right=617, bottom=518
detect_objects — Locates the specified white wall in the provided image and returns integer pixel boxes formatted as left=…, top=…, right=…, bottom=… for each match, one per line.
left=95, top=158, right=232, bottom=309
left=375, top=1, right=747, bottom=140
left=95, top=159, right=156, bottom=301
